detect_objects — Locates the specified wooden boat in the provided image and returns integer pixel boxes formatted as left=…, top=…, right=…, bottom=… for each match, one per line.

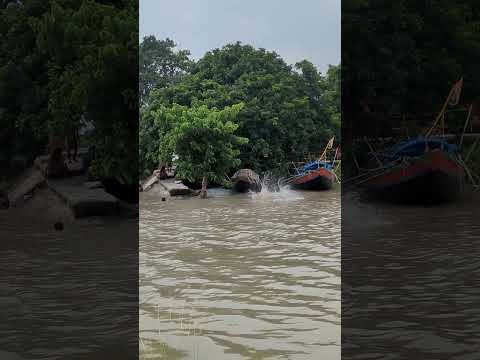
left=287, top=137, right=339, bottom=191
left=290, top=161, right=336, bottom=190
left=355, top=79, right=476, bottom=203
left=231, top=169, right=262, bottom=193
left=360, top=137, right=465, bottom=204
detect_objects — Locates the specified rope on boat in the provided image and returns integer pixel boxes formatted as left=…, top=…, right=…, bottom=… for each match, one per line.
left=347, top=167, right=395, bottom=187
left=465, top=138, right=479, bottom=163
left=458, top=156, right=479, bottom=189
left=334, top=161, right=341, bottom=183
left=364, top=137, right=383, bottom=167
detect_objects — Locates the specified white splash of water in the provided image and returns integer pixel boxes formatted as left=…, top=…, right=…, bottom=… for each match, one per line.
left=248, top=177, right=304, bottom=201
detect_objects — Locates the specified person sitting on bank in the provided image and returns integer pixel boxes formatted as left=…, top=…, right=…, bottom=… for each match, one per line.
left=159, top=166, right=168, bottom=180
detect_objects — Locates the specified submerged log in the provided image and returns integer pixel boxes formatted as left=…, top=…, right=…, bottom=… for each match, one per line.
left=231, top=169, right=262, bottom=193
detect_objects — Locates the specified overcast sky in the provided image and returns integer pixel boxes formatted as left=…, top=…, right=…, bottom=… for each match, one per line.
left=140, top=0, right=340, bottom=73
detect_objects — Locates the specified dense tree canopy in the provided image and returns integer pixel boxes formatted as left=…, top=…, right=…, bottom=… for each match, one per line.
left=341, top=0, right=480, bottom=177
left=0, top=0, right=137, bottom=184
left=343, top=0, right=480, bottom=136
left=139, top=36, right=192, bottom=105
left=140, top=41, right=340, bottom=180
left=0, top=0, right=50, bottom=170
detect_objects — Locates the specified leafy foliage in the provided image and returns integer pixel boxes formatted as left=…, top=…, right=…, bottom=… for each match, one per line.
left=341, top=0, right=480, bottom=178
left=155, top=103, right=247, bottom=185
left=140, top=41, right=340, bottom=178
left=0, top=0, right=51, bottom=171
left=139, top=36, right=192, bottom=105
left=0, top=0, right=138, bottom=184
left=343, top=0, right=480, bottom=131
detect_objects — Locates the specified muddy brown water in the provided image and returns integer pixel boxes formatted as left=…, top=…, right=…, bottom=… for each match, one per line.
left=342, top=189, right=480, bottom=359
left=0, top=188, right=138, bottom=359
left=140, top=186, right=341, bottom=360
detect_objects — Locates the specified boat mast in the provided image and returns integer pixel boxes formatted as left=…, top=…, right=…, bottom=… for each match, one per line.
left=425, top=77, right=463, bottom=138
left=319, top=136, right=335, bottom=163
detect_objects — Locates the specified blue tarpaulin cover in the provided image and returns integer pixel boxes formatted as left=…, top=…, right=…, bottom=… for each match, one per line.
left=389, top=137, right=456, bottom=160
left=300, top=161, right=333, bottom=173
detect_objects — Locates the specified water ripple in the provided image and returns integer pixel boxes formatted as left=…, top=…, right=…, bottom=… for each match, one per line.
left=342, top=191, right=480, bottom=359
left=140, top=188, right=340, bottom=359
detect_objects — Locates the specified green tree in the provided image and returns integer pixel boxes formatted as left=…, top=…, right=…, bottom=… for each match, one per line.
left=343, top=0, right=480, bottom=131
left=142, top=42, right=340, bottom=176
left=321, top=65, right=341, bottom=134
left=36, top=0, right=138, bottom=184
left=157, top=103, right=247, bottom=197
left=0, top=0, right=51, bottom=172
left=139, top=36, right=192, bottom=105
left=342, top=0, right=480, bottom=176
left=1, top=0, right=137, bottom=189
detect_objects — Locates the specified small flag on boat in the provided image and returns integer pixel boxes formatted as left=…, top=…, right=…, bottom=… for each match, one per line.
left=448, top=78, right=463, bottom=106
left=335, top=146, right=341, bottom=159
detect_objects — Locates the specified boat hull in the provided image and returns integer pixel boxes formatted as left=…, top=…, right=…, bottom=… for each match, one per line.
left=362, top=150, right=464, bottom=204
left=232, top=180, right=261, bottom=193
left=291, top=168, right=335, bottom=191
left=231, top=169, right=262, bottom=193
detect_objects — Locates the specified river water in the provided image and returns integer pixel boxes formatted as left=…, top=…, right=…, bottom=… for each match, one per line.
left=0, top=188, right=138, bottom=359
left=342, top=189, right=480, bottom=359
left=140, top=186, right=341, bottom=360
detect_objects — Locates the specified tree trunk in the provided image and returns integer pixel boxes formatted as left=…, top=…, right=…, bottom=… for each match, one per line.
left=200, top=176, right=208, bottom=198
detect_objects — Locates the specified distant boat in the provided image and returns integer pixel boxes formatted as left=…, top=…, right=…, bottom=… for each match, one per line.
left=360, top=137, right=465, bottom=204
left=288, top=137, right=339, bottom=191
left=290, top=160, right=336, bottom=190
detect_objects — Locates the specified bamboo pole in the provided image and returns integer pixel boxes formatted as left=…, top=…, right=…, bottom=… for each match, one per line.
left=459, top=104, right=473, bottom=148
left=425, top=84, right=455, bottom=137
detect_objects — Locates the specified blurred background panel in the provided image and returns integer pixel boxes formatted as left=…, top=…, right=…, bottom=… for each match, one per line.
left=342, top=1, right=480, bottom=359
left=0, top=1, right=138, bottom=359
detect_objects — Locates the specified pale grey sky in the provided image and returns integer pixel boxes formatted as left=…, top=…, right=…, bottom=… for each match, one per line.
left=140, top=0, right=340, bottom=73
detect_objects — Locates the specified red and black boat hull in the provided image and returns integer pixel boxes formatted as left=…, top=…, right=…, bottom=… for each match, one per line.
left=291, top=168, right=335, bottom=191
left=362, top=150, right=464, bottom=204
